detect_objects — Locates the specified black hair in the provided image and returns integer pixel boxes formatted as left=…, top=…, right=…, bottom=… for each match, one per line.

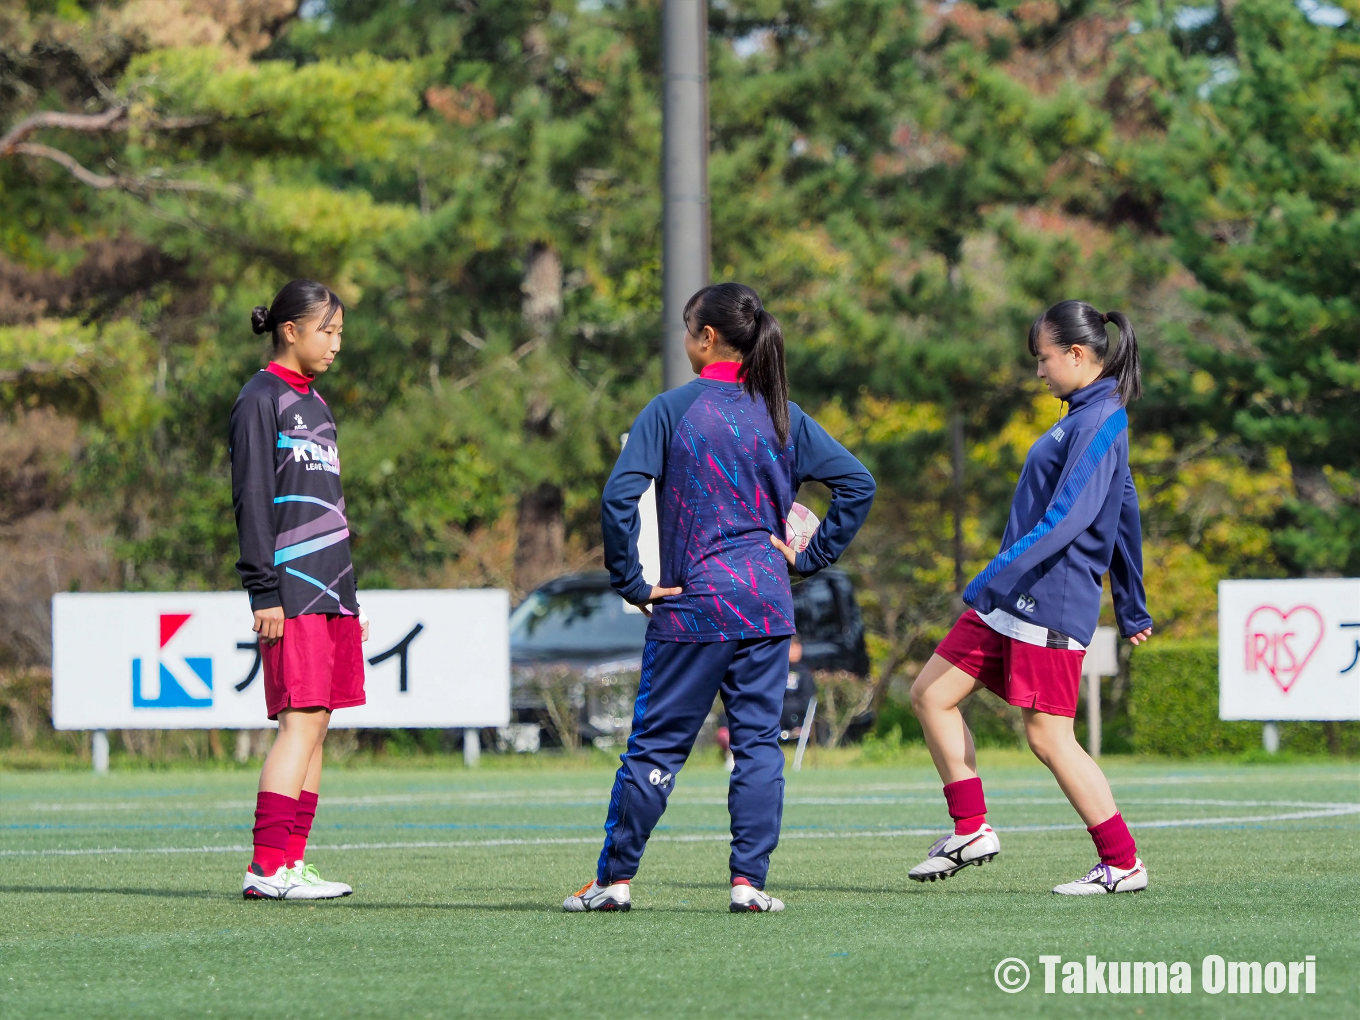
left=250, top=279, right=344, bottom=350
left=1027, top=299, right=1141, bottom=405
left=683, top=282, right=790, bottom=445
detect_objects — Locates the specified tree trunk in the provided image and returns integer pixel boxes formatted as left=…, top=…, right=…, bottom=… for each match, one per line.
left=514, top=482, right=565, bottom=594
left=521, top=242, right=562, bottom=329
left=513, top=243, right=565, bottom=595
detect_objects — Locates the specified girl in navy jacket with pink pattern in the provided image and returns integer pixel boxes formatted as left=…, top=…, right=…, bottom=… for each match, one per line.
left=564, top=283, right=875, bottom=913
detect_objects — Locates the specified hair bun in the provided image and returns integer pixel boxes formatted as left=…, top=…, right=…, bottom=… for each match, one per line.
left=250, top=306, right=273, bottom=335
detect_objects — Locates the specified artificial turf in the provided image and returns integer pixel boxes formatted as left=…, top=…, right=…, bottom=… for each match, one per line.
left=1, top=749, right=1356, bottom=1019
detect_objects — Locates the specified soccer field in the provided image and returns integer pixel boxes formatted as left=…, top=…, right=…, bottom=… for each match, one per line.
left=1, top=752, right=1356, bottom=1019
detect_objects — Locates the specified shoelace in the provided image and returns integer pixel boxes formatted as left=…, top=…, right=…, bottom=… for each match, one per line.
left=292, top=862, right=323, bottom=884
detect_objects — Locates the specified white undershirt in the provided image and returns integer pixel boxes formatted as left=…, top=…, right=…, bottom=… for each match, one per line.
left=978, top=606, right=1086, bottom=651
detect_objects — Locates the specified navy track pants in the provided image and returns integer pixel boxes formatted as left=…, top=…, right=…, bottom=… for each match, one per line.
left=596, top=636, right=791, bottom=888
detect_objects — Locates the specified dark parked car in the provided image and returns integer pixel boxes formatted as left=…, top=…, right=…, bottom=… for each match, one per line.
left=509, top=569, right=869, bottom=745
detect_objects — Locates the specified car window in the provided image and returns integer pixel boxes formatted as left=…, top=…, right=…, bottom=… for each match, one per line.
left=509, top=587, right=650, bottom=654
left=792, top=579, right=842, bottom=643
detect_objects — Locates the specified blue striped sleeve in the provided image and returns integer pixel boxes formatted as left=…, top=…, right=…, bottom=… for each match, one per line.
left=964, top=408, right=1127, bottom=614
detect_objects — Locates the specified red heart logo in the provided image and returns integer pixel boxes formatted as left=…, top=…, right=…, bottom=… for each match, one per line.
left=1244, top=605, right=1324, bottom=694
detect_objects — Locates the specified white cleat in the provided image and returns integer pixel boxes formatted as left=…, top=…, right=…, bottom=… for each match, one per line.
left=289, top=860, right=352, bottom=898
left=1052, top=858, right=1148, bottom=896
left=908, top=824, right=1000, bottom=883
left=730, top=884, right=784, bottom=912
left=242, top=863, right=347, bottom=900
left=563, top=879, right=631, bottom=912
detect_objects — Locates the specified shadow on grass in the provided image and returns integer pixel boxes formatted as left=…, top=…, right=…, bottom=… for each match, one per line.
left=0, top=886, right=570, bottom=911
left=340, top=900, right=549, bottom=913
left=0, top=884, right=228, bottom=900
left=344, top=900, right=722, bottom=914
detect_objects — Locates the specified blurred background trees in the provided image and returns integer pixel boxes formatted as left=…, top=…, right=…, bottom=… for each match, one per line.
left=2, top=0, right=1356, bottom=707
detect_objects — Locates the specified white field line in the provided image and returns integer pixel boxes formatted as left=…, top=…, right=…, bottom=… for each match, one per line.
left=1, top=806, right=1355, bottom=859
left=8, top=794, right=1358, bottom=815
left=13, top=770, right=1358, bottom=814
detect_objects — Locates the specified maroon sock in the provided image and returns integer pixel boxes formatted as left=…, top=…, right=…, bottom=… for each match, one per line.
left=1088, top=812, right=1137, bottom=870
left=285, top=791, right=318, bottom=865
left=732, top=876, right=753, bottom=887
left=251, top=791, right=297, bottom=875
left=943, top=777, right=987, bottom=835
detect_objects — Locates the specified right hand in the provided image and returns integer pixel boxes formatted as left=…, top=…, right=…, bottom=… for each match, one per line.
left=770, top=533, right=797, bottom=567
left=253, top=606, right=286, bottom=645
left=635, top=585, right=683, bottom=618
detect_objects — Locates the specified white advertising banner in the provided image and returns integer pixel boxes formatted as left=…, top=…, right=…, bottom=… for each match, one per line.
left=52, top=590, right=510, bottom=730
left=1218, top=579, right=1360, bottom=721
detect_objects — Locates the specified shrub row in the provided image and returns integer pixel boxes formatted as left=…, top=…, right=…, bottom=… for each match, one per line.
left=1127, top=641, right=1360, bottom=757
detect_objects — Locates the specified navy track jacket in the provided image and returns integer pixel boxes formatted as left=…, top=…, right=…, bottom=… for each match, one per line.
left=602, top=375, right=876, bottom=642
left=963, top=376, right=1153, bottom=646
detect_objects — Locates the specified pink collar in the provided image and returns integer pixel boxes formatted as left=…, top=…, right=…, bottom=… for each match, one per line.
left=266, top=361, right=314, bottom=394
left=700, top=361, right=744, bottom=383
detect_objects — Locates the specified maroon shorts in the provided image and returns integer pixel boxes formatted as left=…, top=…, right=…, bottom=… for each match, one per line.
left=261, top=613, right=365, bottom=720
left=934, top=609, right=1085, bottom=718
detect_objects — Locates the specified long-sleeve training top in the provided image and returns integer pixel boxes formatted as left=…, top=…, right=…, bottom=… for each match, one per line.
left=229, top=362, right=358, bottom=618
left=963, top=375, right=1153, bottom=647
left=602, top=362, right=876, bottom=643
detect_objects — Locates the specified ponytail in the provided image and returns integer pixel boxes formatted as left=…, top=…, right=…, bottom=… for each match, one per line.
left=683, top=282, right=791, bottom=445
left=1101, top=310, right=1141, bottom=405
left=1027, top=299, right=1142, bottom=406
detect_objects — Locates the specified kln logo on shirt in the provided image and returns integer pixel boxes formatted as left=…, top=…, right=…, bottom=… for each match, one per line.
left=132, top=613, right=213, bottom=708
left=1050, top=425, right=1066, bottom=442
left=277, top=433, right=341, bottom=475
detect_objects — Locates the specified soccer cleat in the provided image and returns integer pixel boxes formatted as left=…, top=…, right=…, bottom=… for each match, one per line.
left=1052, top=858, right=1147, bottom=896
left=563, top=879, right=631, bottom=912
left=289, top=860, right=353, bottom=898
left=242, top=863, right=304, bottom=899
left=730, top=884, right=784, bottom=912
left=243, top=862, right=348, bottom=900
left=908, top=824, right=1000, bottom=882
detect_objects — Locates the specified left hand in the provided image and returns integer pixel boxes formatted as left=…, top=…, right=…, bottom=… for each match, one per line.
left=359, top=609, right=370, bottom=643
left=1128, top=627, right=1152, bottom=646
left=770, top=533, right=797, bottom=567
left=635, top=585, right=683, bottom=618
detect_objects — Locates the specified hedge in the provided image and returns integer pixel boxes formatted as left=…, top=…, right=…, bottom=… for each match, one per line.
left=1128, top=641, right=1360, bottom=757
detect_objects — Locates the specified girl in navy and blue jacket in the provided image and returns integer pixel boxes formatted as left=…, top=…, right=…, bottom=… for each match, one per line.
left=909, top=301, right=1155, bottom=897
left=564, top=283, right=875, bottom=913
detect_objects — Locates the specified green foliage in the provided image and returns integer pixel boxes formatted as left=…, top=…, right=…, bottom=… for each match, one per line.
left=1128, top=640, right=1360, bottom=756
left=5, top=0, right=1358, bottom=690
left=872, top=698, right=924, bottom=744
left=1128, top=641, right=1259, bottom=756
left=1128, top=0, right=1360, bottom=573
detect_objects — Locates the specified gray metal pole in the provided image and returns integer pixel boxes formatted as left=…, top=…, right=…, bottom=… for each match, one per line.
left=662, top=0, right=710, bottom=390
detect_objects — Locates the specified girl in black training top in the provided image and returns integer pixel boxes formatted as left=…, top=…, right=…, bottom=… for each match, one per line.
left=230, top=280, right=368, bottom=900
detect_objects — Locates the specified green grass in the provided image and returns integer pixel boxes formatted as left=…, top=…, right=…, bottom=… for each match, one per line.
left=1, top=751, right=1356, bottom=1018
